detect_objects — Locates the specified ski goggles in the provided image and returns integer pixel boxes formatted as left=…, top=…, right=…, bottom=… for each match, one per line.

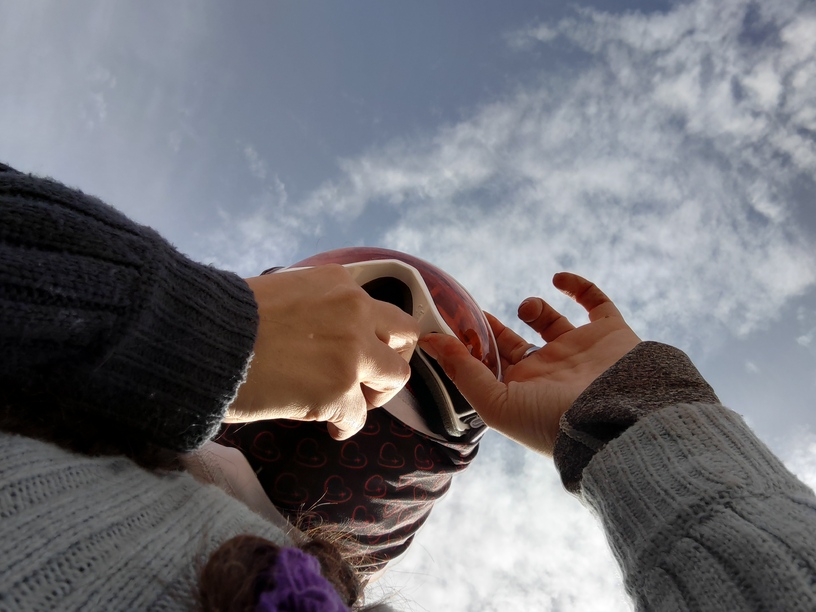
left=263, top=247, right=500, bottom=441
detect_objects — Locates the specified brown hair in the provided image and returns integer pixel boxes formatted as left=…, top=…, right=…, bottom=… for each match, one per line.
left=199, top=535, right=362, bottom=611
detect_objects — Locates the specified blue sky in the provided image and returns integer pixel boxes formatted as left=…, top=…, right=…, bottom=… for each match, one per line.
left=2, top=1, right=815, bottom=609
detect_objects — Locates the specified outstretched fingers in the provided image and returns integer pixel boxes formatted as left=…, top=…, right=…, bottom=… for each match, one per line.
left=552, top=272, right=622, bottom=321
left=517, top=297, right=576, bottom=343
left=486, top=312, right=539, bottom=366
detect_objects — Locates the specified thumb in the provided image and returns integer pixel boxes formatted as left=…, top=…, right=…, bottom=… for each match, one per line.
left=327, top=419, right=362, bottom=441
left=418, top=334, right=507, bottom=426
left=326, top=401, right=368, bottom=441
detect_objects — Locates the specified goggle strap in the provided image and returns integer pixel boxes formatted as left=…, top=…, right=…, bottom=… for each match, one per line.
left=410, top=349, right=477, bottom=439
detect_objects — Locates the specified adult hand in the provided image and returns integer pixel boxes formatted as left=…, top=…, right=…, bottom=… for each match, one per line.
left=226, top=264, right=419, bottom=440
left=418, top=273, right=640, bottom=455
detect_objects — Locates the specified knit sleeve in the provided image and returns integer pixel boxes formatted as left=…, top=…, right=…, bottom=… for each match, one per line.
left=0, top=163, right=258, bottom=452
left=553, top=341, right=719, bottom=492
left=581, top=404, right=816, bottom=611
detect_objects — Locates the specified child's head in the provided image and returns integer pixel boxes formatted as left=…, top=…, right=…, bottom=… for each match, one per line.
left=199, top=535, right=361, bottom=611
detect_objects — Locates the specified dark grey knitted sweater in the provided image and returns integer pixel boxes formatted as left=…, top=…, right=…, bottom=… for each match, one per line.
left=0, top=162, right=257, bottom=452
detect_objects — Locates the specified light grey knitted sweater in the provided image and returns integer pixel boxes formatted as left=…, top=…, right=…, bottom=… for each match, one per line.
left=558, top=342, right=816, bottom=610
left=583, top=403, right=816, bottom=610
left=0, top=432, right=295, bottom=611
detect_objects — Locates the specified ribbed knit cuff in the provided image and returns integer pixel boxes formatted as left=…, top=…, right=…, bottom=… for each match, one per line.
left=579, top=404, right=816, bottom=607
left=97, top=245, right=259, bottom=450
left=553, top=342, right=719, bottom=493
left=1, top=164, right=258, bottom=452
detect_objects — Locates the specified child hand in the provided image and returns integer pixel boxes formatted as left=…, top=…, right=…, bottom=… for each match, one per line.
left=419, top=273, right=640, bottom=455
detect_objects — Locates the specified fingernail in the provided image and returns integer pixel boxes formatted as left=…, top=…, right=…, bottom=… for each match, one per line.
left=418, top=337, right=439, bottom=360
left=518, top=298, right=541, bottom=323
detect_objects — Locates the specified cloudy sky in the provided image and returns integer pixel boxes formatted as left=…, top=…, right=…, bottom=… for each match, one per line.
left=2, top=0, right=815, bottom=609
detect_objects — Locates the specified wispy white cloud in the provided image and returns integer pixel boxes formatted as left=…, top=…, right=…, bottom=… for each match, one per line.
left=3, top=2, right=814, bottom=611
left=369, top=435, right=629, bottom=612
left=0, top=0, right=211, bottom=224
left=507, top=22, right=559, bottom=49
left=796, top=306, right=816, bottom=349
left=199, top=175, right=300, bottom=276
left=371, top=425, right=816, bottom=611
left=82, top=67, right=116, bottom=129
left=243, top=143, right=269, bottom=181
left=783, top=430, right=816, bottom=492
left=230, top=0, right=815, bottom=353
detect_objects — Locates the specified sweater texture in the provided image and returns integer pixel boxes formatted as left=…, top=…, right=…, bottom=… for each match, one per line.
left=583, top=403, right=816, bottom=610
left=557, top=342, right=816, bottom=610
left=0, top=162, right=257, bottom=452
left=0, top=162, right=288, bottom=610
left=554, top=341, right=720, bottom=493
left=0, top=431, right=293, bottom=611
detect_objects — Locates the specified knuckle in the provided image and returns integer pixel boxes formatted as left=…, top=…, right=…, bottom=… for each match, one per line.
left=334, top=284, right=370, bottom=318
left=338, top=399, right=367, bottom=430
left=394, top=308, right=421, bottom=336
left=347, top=286, right=371, bottom=312
left=318, top=263, right=351, bottom=281
left=578, top=283, right=596, bottom=299
left=399, top=357, right=411, bottom=381
left=512, top=338, right=529, bottom=356
left=437, top=351, right=457, bottom=380
left=389, top=357, right=411, bottom=387
left=313, top=361, right=358, bottom=407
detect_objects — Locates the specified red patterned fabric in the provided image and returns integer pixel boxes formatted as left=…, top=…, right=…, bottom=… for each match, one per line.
left=218, top=390, right=481, bottom=574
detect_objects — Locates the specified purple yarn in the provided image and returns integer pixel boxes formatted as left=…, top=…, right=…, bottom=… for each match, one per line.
left=255, top=547, right=349, bottom=612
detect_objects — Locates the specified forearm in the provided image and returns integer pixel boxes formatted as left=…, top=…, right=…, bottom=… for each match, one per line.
left=583, top=404, right=816, bottom=610
left=554, top=342, right=816, bottom=609
left=0, top=163, right=258, bottom=451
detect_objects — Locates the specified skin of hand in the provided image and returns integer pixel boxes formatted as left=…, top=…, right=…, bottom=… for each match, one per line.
left=226, top=264, right=420, bottom=440
left=418, top=272, right=641, bottom=455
